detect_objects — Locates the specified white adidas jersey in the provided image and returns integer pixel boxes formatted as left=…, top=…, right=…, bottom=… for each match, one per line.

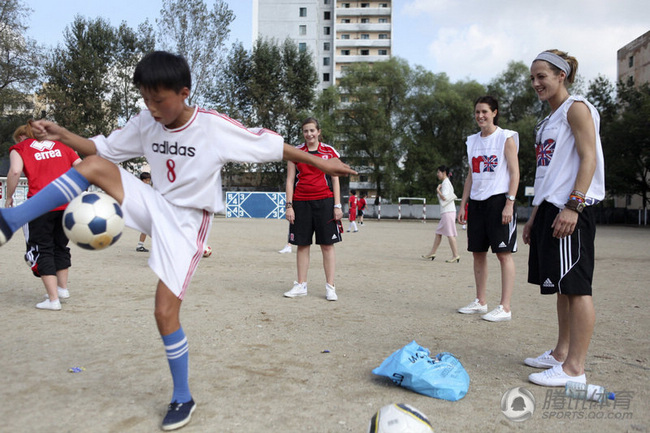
left=532, top=95, right=605, bottom=207
left=92, top=107, right=284, bottom=213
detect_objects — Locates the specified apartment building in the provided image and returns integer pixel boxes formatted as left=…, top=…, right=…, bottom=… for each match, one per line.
left=617, top=30, right=650, bottom=86
left=253, top=0, right=393, bottom=91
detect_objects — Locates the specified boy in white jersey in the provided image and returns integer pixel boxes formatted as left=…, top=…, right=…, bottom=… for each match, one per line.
left=523, top=50, right=604, bottom=388
left=0, top=51, right=355, bottom=431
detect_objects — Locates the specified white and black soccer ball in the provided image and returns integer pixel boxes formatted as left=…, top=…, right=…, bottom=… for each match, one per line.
left=63, top=192, right=124, bottom=250
left=368, top=403, right=434, bottom=433
left=203, top=245, right=212, bottom=258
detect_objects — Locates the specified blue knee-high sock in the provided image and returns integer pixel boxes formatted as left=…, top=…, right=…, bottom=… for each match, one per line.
left=2, top=168, right=90, bottom=233
left=162, top=327, right=192, bottom=403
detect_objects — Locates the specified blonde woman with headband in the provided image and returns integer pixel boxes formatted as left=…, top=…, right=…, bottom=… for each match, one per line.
left=523, top=50, right=605, bottom=387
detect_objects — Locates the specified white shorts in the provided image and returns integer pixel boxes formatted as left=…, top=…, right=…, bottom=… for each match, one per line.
left=119, top=167, right=213, bottom=299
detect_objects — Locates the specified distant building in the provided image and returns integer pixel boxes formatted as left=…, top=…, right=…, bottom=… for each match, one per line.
left=617, top=30, right=650, bottom=86
left=253, top=0, right=393, bottom=91
left=615, top=30, right=650, bottom=211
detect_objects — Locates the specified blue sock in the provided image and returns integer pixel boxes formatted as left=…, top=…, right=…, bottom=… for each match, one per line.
left=162, top=327, right=192, bottom=403
left=2, top=168, right=90, bottom=232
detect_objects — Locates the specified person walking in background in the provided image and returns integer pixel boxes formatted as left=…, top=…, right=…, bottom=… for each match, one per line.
left=422, top=165, right=459, bottom=262
left=357, top=192, right=367, bottom=225
left=283, top=117, right=344, bottom=301
left=136, top=171, right=152, bottom=252
left=347, top=189, right=358, bottom=233
left=457, top=95, right=520, bottom=322
left=523, top=50, right=605, bottom=387
left=5, top=122, right=81, bottom=310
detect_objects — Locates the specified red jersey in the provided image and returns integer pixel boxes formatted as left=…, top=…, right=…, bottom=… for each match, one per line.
left=358, top=197, right=366, bottom=210
left=10, top=139, right=79, bottom=211
left=292, top=142, right=340, bottom=201
left=349, top=195, right=358, bottom=211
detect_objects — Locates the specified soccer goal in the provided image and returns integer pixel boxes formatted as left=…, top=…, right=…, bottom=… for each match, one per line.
left=397, top=197, right=427, bottom=222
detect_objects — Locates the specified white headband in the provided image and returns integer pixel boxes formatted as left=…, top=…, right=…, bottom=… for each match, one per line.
left=533, top=52, right=571, bottom=75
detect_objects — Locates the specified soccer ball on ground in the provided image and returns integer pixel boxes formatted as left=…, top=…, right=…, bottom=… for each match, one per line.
left=203, top=245, right=212, bottom=258
left=63, top=192, right=124, bottom=250
left=368, top=403, right=434, bottom=433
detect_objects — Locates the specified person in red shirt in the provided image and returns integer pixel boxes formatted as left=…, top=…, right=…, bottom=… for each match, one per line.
left=347, top=189, right=358, bottom=232
left=6, top=122, right=81, bottom=310
left=283, top=117, right=343, bottom=301
left=356, top=192, right=367, bottom=225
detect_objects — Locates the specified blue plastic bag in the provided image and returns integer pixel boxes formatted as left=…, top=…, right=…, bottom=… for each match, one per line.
left=372, top=340, right=470, bottom=401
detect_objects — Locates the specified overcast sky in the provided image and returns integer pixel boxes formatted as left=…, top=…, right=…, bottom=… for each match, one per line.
left=23, top=0, right=650, bottom=85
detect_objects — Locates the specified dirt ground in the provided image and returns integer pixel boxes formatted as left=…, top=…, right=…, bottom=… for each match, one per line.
left=1, top=216, right=648, bottom=433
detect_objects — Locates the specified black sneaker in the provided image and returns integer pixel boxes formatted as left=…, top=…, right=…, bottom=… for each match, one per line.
left=136, top=246, right=149, bottom=252
left=162, top=399, right=196, bottom=431
left=0, top=210, right=14, bottom=246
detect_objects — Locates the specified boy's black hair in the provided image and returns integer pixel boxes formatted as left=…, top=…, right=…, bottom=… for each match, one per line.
left=140, top=172, right=151, bottom=180
left=133, top=51, right=192, bottom=92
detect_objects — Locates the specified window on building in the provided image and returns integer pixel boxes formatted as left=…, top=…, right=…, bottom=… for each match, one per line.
left=342, top=3, right=350, bottom=7
left=324, top=0, right=330, bottom=4
left=361, top=34, right=370, bottom=39
left=629, top=55, right=634, bottom=67
left=324, top=42, right=331, bottom=51
left=378, top=49, right=388, bottom=55
left=341, top=49, right=350, bottom=55
left=361, top=18, right=370, bottom=23
left=323, top=73, right=330, bottom=82
left=324, top=11, right=331, bottom=20
left=361, top=49, right=369, bottom=55
left=341, top=18, right=350, bottom=23
left=299, top=43, right=307, bottom=52
left=323, top=57, right=330, bottom=66
left=378, top=18, right=388, bottom=23
left=299, top=25, right=307, bottom=35
left=361, top=3, right=370, bottom=7
left=324, top=26, right=330, bottom=35
left=341, top=95, right=350, bottom=103
left=380, top=2, right=388, bottom=7
left=299, top=7, right=307, bottom=17
left=340, top=34, right=350, bottom=39
left=379, top=34, right=388, bottom=39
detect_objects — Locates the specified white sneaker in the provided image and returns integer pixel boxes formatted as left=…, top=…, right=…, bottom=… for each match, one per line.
left=36, top=299, right=61, bottom=310
left=529, top=365, right=586, bottom=387
left=481, top=305, right=511, bottom=322
left=58, top=288, right=70, bottom=299
left=326, top=283, right=338, bottom=301
left=278, top=245, right=292, bottom=254
left=458, top=298, right=487, bottom=314
left=284, top=281, right=307, bottom=298
left=524, top=350, right=563, bottom=368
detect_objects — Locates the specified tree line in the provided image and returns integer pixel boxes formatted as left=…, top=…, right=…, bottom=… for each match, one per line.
left=1, top=0, right=648, bottom=208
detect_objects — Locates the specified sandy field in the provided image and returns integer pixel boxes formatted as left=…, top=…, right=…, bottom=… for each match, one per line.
left=1, top=216, right=649, bottom=433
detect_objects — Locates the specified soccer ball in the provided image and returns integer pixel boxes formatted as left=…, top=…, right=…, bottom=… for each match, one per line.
left=203, top=245, right=212, bottom=258
left=63, top=192, right=124, bottom=250
left=368, top=403, right=434, bottom=433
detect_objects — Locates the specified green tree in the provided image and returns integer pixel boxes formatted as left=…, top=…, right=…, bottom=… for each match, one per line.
left=603, top=81, right=650, bottom=208
left=336, top=58, right=411, bottom=200
left=157, top=0, right=234, bottom=106
left=0, top=0, right=40, bottom=111
left=400, top=67, right=484, bottom=199
left=215, top=38, right=318, bottom=190
left=41, top=16, right=118, bottom=137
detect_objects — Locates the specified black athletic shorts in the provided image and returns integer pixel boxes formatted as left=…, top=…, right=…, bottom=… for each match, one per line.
left=289, top=197, right=342, bottom=246
left=527, top=201, right=595, bottom=295
left=26, top=211, right=71, bottom=276
left=467, top=194, right=517, bottom=253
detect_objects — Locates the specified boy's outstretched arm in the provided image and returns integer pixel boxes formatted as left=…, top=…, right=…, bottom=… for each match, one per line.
left=30, top=120, right=98, bottom=156
left=283, top=143, right=357, bottom=177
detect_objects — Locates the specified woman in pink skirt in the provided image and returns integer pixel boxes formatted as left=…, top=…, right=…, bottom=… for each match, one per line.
left=422, top=165, right=459, bottom=262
